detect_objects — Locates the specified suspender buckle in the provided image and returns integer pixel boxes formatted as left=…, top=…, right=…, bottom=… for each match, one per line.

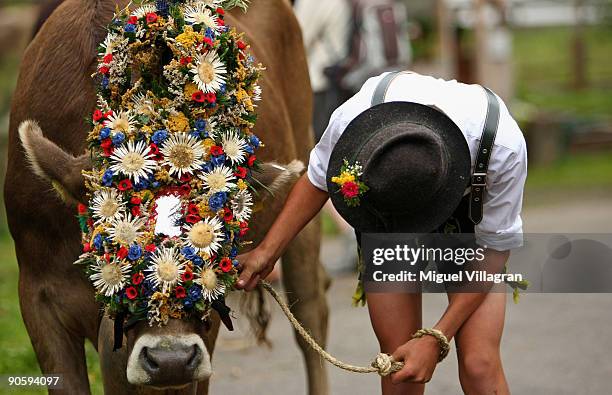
left=471, top=173, right=487, bottom=187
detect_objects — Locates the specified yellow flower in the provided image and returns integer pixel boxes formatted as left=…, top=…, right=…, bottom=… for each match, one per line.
left=141, top=125, right=153, bottom=136
left=155, top=169, right=171, bottom=182
left=197, top=201, right=212, bottom=218
left=167, top=112, right=190, bottom=133
left=175, top=26, right=203, bottom=49
left=237, top=179, right=248, bottom=190
left=332, top=172, right=355, bottom=186
left=184, top=83, right=198, bottom=100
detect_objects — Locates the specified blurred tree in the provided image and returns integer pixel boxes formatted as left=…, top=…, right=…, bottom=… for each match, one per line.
left=572, top=0, right=588, bottom=90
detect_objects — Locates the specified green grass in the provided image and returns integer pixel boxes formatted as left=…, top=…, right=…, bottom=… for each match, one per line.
left=526, top=151, right=612, bottom=191
left=0, top=236, right=103, bottom=394
left=513, top=25, right=612, bottom=118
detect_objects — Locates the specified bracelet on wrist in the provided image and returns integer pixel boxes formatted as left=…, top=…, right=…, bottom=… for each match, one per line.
left=412, top=328, right=450, bottom=362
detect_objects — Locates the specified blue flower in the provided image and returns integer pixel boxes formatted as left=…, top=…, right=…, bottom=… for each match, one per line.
left=112, top=132, right=125, bottom=145
left=134, top=178, right=149, bottom=191
left=219, top=84, right=227, bottom=94
left=124, top=24, right=136, bottom=33
left=156, top=0, right=169, bottom=16
left=195, top=119, right=207, bottom=131
left=245, top=145, right=254, bottom=154
left=151, top=181, right=160, bottom=188
left=201, top=162, right=213, bottom=173
left=183, top=299, right=193, bottom=308
left=151, top=129, right=168, bottom=144
left=208, top=192, right=227, bottom=212
left=211, top=154, right=226, bottom=167
left=192, top=256, right=204, bottom=267
left=101, top=76, right=109, bottom=89
left=181, top=246, right=197, bottom=260
left=128, top=244, right=142, bottom=261
left=99, top=127, right=111, bottom=140
left=232, top=259, right=240, bottom=268
left=101, top=169, right=114, bottom=186
left=93, top=234, right=103, bottom=250
left=190, top=130, right=203, bottom=139
left=250, top=135, right=261, bottom=148
left=188, top=285, right=203, bottom=300
left=205, top=27, right=215, bottom=39
left=230, top=246, right=238, bottom=258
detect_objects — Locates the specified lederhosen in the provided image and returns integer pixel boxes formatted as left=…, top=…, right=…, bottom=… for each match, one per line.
left=352, top=71, right=500, bottom=305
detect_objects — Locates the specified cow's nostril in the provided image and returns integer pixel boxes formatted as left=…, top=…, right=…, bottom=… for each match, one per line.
left=186, top=344, right=201, bottom=370
left=141, top=347, right=159, bottom=372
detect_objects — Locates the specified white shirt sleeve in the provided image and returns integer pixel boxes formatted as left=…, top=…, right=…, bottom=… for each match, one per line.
left=475, top=138, right=528, bottom=251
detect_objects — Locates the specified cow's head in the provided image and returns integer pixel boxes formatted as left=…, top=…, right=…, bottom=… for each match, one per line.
left=19, top=119, right=304, bottom=388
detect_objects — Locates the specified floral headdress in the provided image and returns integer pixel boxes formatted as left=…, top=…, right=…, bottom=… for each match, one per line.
left=75, top=0, right=262, bottom=340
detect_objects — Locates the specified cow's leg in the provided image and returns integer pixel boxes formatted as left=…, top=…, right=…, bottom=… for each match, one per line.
left=18, top=273, right=93, bottom=394
left=281, top=217, right=329, bottom=395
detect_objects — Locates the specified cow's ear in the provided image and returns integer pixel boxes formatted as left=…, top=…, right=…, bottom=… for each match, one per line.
left=19, top=120, right=91, bottom=205
left=248, top=160, right=305, bottom=202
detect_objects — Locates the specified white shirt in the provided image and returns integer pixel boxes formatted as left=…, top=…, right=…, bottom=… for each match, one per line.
left=308, top=73, right=528, bottom=251
left=294, top=0, right=351, bottom=92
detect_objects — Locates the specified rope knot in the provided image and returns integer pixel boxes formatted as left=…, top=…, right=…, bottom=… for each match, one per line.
left=371, top=353, right=402, bottom=376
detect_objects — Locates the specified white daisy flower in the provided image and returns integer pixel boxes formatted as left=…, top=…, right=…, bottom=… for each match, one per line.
left=131, top=92, right=157, bottom=118
left=90, top=188, right=126, bottom=224
left=107, top=213, right=147, bottom=246
left=90, top=259, right=131, bottom=296
left=183, top=3, right=220, bottom=30
left=231, top=190, right=253, bottom=222
left=109, top=140, right=157, bottom=183
left=196, top=265, right=225, bottom=302
left=132, top=3, right=157, bottom=19
left=104, top=110, right=136, bottom=134
left=183, top=217, right=224, bottom=256
left=200, top=165, right=236, bottom=193
left=159, top=133, right=206, bottom=177
left=190, top=52, right=227, bottom=93
left=221, top=130, right=248, bottom=165
left=145, top=246, right=185, bottom=294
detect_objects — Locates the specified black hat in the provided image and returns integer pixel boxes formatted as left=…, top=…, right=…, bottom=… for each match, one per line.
left=326, top=102, right=471, bottom=233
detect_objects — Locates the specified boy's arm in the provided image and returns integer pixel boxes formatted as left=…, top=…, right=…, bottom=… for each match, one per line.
left=236, top=174, right=328, bottom=291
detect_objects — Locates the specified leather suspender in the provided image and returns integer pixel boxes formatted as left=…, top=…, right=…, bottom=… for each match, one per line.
left=469, top=87, right=500, bottom=225
left=371, top=72, right=500, bottom=226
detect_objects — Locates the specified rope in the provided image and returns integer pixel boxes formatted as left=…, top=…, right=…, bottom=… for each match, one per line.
left=259, top=281, right=404, bottom=376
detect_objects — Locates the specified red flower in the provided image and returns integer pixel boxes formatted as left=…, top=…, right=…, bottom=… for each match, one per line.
left=104, top=110, right=113, bottom=119
left=118, top=179, right=133, bottom=191
left=87, top=218, right=94, bottom=228
left=219, top=257, right=232, bottom=273
left=117, top=246, right=129, bottom=260
left=104, top=253, right=111, bottom=263
left=210, top=146, right=224, bottom=156
left=132, top=272, right=144, bottom=285
left=187, top=203, right=199, bottom=215
left=223, top=208, right=233, bottom=222
left=175, top=286, right=186, bottom=299
left=145, top=12, right=158, bottom=24
left=99, top=66, right=110, bottom=75
left=100, top=138, right=112, bottom=149
left=179, top=173, right=192, bottom=183
left=145, top=244, right=156, bottom=253
left=180, top=184, right=192, bottom=195
left=102, top=53, right=113, bottom=63
left=237, top=41, right=247, bottom=50
left=130, top=196, right=142, bottom=205
left=203, top=37, right=214, bottom=47
left=131, top=206, right=141, bottom=217
left=180, top=56, right=192, bottom=66
left=247, top=155, right=257, bottom=167
left=181, top=270, right=194, bottom=282
left=192, top=90, right=205, bottom=103
left=186, top=214, right=201, bottom=224
left=126, top=286, right=138, bottom=300
left=92, top=109, right=104, bottom=122
left=149, top=143, right=160, bottom=156
left=234, top=166, right=247, bottom=179
left=127, top=15, right=138, bottom=24
left=216, top=7, right=225, bottom=15
left=83, top=243, right=91, bottom=253
left=205, top=92, right=216, bottom=103
left=341, top=181, right=360, bottom=198
left=217, top=19, right=225, bottom=27
left=239, top=221, right=249, bottom=237
left=77, top=203, right=88, bottom=215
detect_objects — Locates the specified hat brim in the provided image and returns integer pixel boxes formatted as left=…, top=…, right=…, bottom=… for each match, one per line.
left=326, top=102, right=471, bottom=233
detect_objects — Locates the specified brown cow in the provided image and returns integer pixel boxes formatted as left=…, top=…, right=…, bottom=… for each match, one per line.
left=4, top=0, right=329, bottom=393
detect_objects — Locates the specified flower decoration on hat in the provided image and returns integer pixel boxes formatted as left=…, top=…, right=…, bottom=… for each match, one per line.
left=76, top=0, right=262, bottom=328
left=331, top=159, right=369, bottom=207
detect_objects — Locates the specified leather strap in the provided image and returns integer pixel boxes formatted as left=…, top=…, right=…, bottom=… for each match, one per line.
left=371, top=71, right=412, bottom=106
left=469, top=87, right=500, bottom=225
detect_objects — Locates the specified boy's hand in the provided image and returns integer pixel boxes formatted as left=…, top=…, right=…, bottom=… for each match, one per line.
left=235, top=248, right=275, bottom=291
left=390, top=336, right=440, bottom=384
